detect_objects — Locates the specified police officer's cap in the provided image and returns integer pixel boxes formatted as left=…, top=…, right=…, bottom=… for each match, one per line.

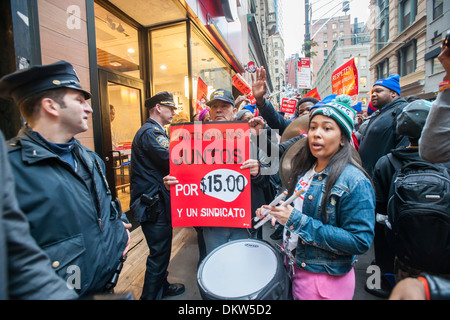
left=145, top=91, right=176, bottom=109
left=0, top=60, right=91, bottom=105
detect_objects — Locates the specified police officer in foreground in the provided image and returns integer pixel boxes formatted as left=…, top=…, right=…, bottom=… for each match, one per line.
left=130, top=92, right=185, bottom=300
left=0, top=61, right=131, bottom=298
left=0, top=130, right=79, bottom=300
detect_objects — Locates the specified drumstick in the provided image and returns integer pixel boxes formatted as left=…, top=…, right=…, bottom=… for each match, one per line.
left=253, top=191, right=288, bottom=222
left=254, top=189, right=305, bottom=229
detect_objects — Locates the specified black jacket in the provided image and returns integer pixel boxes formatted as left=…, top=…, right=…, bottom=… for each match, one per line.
left=423, top=273, right=450, bottom=300
left=1, top=131, right=79, bottom=300
left=7, top=127, right=128, bottom=297
left=130, top=118, right=171, bottom=223
left=358, top=98, right=410, bottom=177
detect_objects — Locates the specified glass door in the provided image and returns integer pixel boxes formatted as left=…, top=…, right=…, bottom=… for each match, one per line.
left=98, top=68, right=145, bottom=213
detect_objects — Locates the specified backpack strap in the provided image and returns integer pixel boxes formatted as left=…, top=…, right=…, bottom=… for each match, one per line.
left=387, top=153, right=402, bottom=171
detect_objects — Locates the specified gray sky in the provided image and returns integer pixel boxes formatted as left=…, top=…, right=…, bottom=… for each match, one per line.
left=281, top=0, right=371, bottom=57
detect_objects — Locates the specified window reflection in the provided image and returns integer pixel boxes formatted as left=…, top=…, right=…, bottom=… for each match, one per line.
left=151, top=24, right=189, bottom=123
left=94, top=3, right=140, bottom=78
left=191, top=27, right=233, bottom=115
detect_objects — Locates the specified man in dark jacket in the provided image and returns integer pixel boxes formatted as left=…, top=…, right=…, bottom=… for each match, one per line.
left=0, top=131, right=78, bottom=300
left=372, top=99, right=450, bottom=298
left=358, top=74, right=409, bottom=178
left=130, top=92, right=185, bottom=300
left=358, top=74, right=409, bottom=298
left=0, top=61, right=130, bottom=298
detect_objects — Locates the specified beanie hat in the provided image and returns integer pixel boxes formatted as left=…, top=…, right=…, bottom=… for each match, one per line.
left=397, top=99, right=432, bottom=139
left=373, top=74, right=401, bottom=96
left=309, top=94, right=337, bottom=113
left=352, top=101, right=362, bottom=113
left=310, top=95, right=356, bottom=141
left=243, top=104, right=256, bottom=113
left=235, top=109, right=253, bottom=120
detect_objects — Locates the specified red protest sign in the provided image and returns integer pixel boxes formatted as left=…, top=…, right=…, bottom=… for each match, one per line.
left=169, top=122, right=251, bottom=228
left=331, top=58, right=359, bottom=103
left=232, top=74, right=256, bottom=104
left=280, top=98, right=297, bottom=114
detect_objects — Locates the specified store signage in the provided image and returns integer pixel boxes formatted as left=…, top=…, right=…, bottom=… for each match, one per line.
left=331, top=58, right=359, bottom=104
left=297, top=58, right=311, bottom=89
left=169, top=121, right=251, bottom=228
left=245, top=61, right=256, bottom=73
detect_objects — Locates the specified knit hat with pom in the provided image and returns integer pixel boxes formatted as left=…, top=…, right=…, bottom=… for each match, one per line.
left=309, top=94, right=356, bottom=140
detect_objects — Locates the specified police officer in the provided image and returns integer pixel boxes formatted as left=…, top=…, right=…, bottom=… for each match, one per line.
left=0, top=61, right=131, bottom=297
left=0, top=130, right=79, bottom=300
left=130, top=91, right=185, bottom=300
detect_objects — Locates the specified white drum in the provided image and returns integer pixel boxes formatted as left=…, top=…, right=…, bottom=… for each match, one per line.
left=197, top=239, right=290, bottom=300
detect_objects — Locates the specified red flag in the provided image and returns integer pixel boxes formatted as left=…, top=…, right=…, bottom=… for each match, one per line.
left=303, top=88, right=321, bottom=100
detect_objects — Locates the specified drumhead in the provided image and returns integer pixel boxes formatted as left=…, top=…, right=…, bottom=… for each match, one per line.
left=197, top=239, right=278, bottom=299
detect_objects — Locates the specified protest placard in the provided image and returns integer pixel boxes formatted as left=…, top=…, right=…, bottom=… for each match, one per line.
left=169, top=121, right=251, bottom=228
left=331, top=58, right=359, bottom=104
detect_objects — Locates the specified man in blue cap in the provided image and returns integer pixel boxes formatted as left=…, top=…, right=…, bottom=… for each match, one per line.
left=0, top=61, right=131, bottom=298
left=358, top=74, right=409, bottom=298
left=358, top=74, right=409, bottom=177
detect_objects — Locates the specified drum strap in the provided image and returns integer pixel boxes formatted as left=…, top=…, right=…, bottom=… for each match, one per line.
left=276, top=234, right=297, bottom=278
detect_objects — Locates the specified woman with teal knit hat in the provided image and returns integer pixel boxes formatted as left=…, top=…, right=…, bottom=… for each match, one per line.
left=255, top=89, right=376, bottom=299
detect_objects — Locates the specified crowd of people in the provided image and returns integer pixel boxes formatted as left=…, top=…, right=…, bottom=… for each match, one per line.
left=0, top=42, right=449, bottom=300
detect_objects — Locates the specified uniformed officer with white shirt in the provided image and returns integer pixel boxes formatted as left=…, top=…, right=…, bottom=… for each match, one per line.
left=130, top=92, right=185, bottom=300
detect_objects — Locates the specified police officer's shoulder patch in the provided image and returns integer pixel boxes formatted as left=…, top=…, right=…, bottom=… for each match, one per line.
left=156, top=135, right=169, bottom=149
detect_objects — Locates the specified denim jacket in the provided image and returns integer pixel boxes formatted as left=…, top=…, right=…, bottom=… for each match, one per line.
left=285, top=163, right=375, bottom=275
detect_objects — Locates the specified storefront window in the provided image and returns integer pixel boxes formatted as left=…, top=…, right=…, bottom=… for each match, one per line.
left=150, top=24, right=189, bottom=123
left=94, top=3, right=140, bottom=78
left=191, top=27, right=233, bottom=114
left=108, top=83, right=142, bottom=212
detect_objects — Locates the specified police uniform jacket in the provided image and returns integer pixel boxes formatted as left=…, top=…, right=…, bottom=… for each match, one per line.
left=130, top=118, right=171, bottom=223
left=7, top=126, right=129, bottom=297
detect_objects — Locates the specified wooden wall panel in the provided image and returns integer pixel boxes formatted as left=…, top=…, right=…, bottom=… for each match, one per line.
left=37, top=0, right=95, bottom=150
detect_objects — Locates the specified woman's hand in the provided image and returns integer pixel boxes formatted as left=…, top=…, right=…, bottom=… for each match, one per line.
left=256, top=201, right=294, bottom=226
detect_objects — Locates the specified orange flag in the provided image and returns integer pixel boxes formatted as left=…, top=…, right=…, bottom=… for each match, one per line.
left=303, top=88, right=321, bottom=100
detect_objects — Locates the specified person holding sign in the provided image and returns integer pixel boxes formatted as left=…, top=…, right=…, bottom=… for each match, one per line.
left=253, top=67, right=375, bottom=300
left=164, top=89, right=271, bottom=255
left=130, top=92, right=185, bottom=300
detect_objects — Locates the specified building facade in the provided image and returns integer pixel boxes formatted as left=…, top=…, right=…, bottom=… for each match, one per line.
left=423, top=0, right=449, bottom=97
left=314, top=42, right=371, bottom=106
left=368, top=0, right=427, bottom=98
left=311, top=15, right=352, bottom=84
